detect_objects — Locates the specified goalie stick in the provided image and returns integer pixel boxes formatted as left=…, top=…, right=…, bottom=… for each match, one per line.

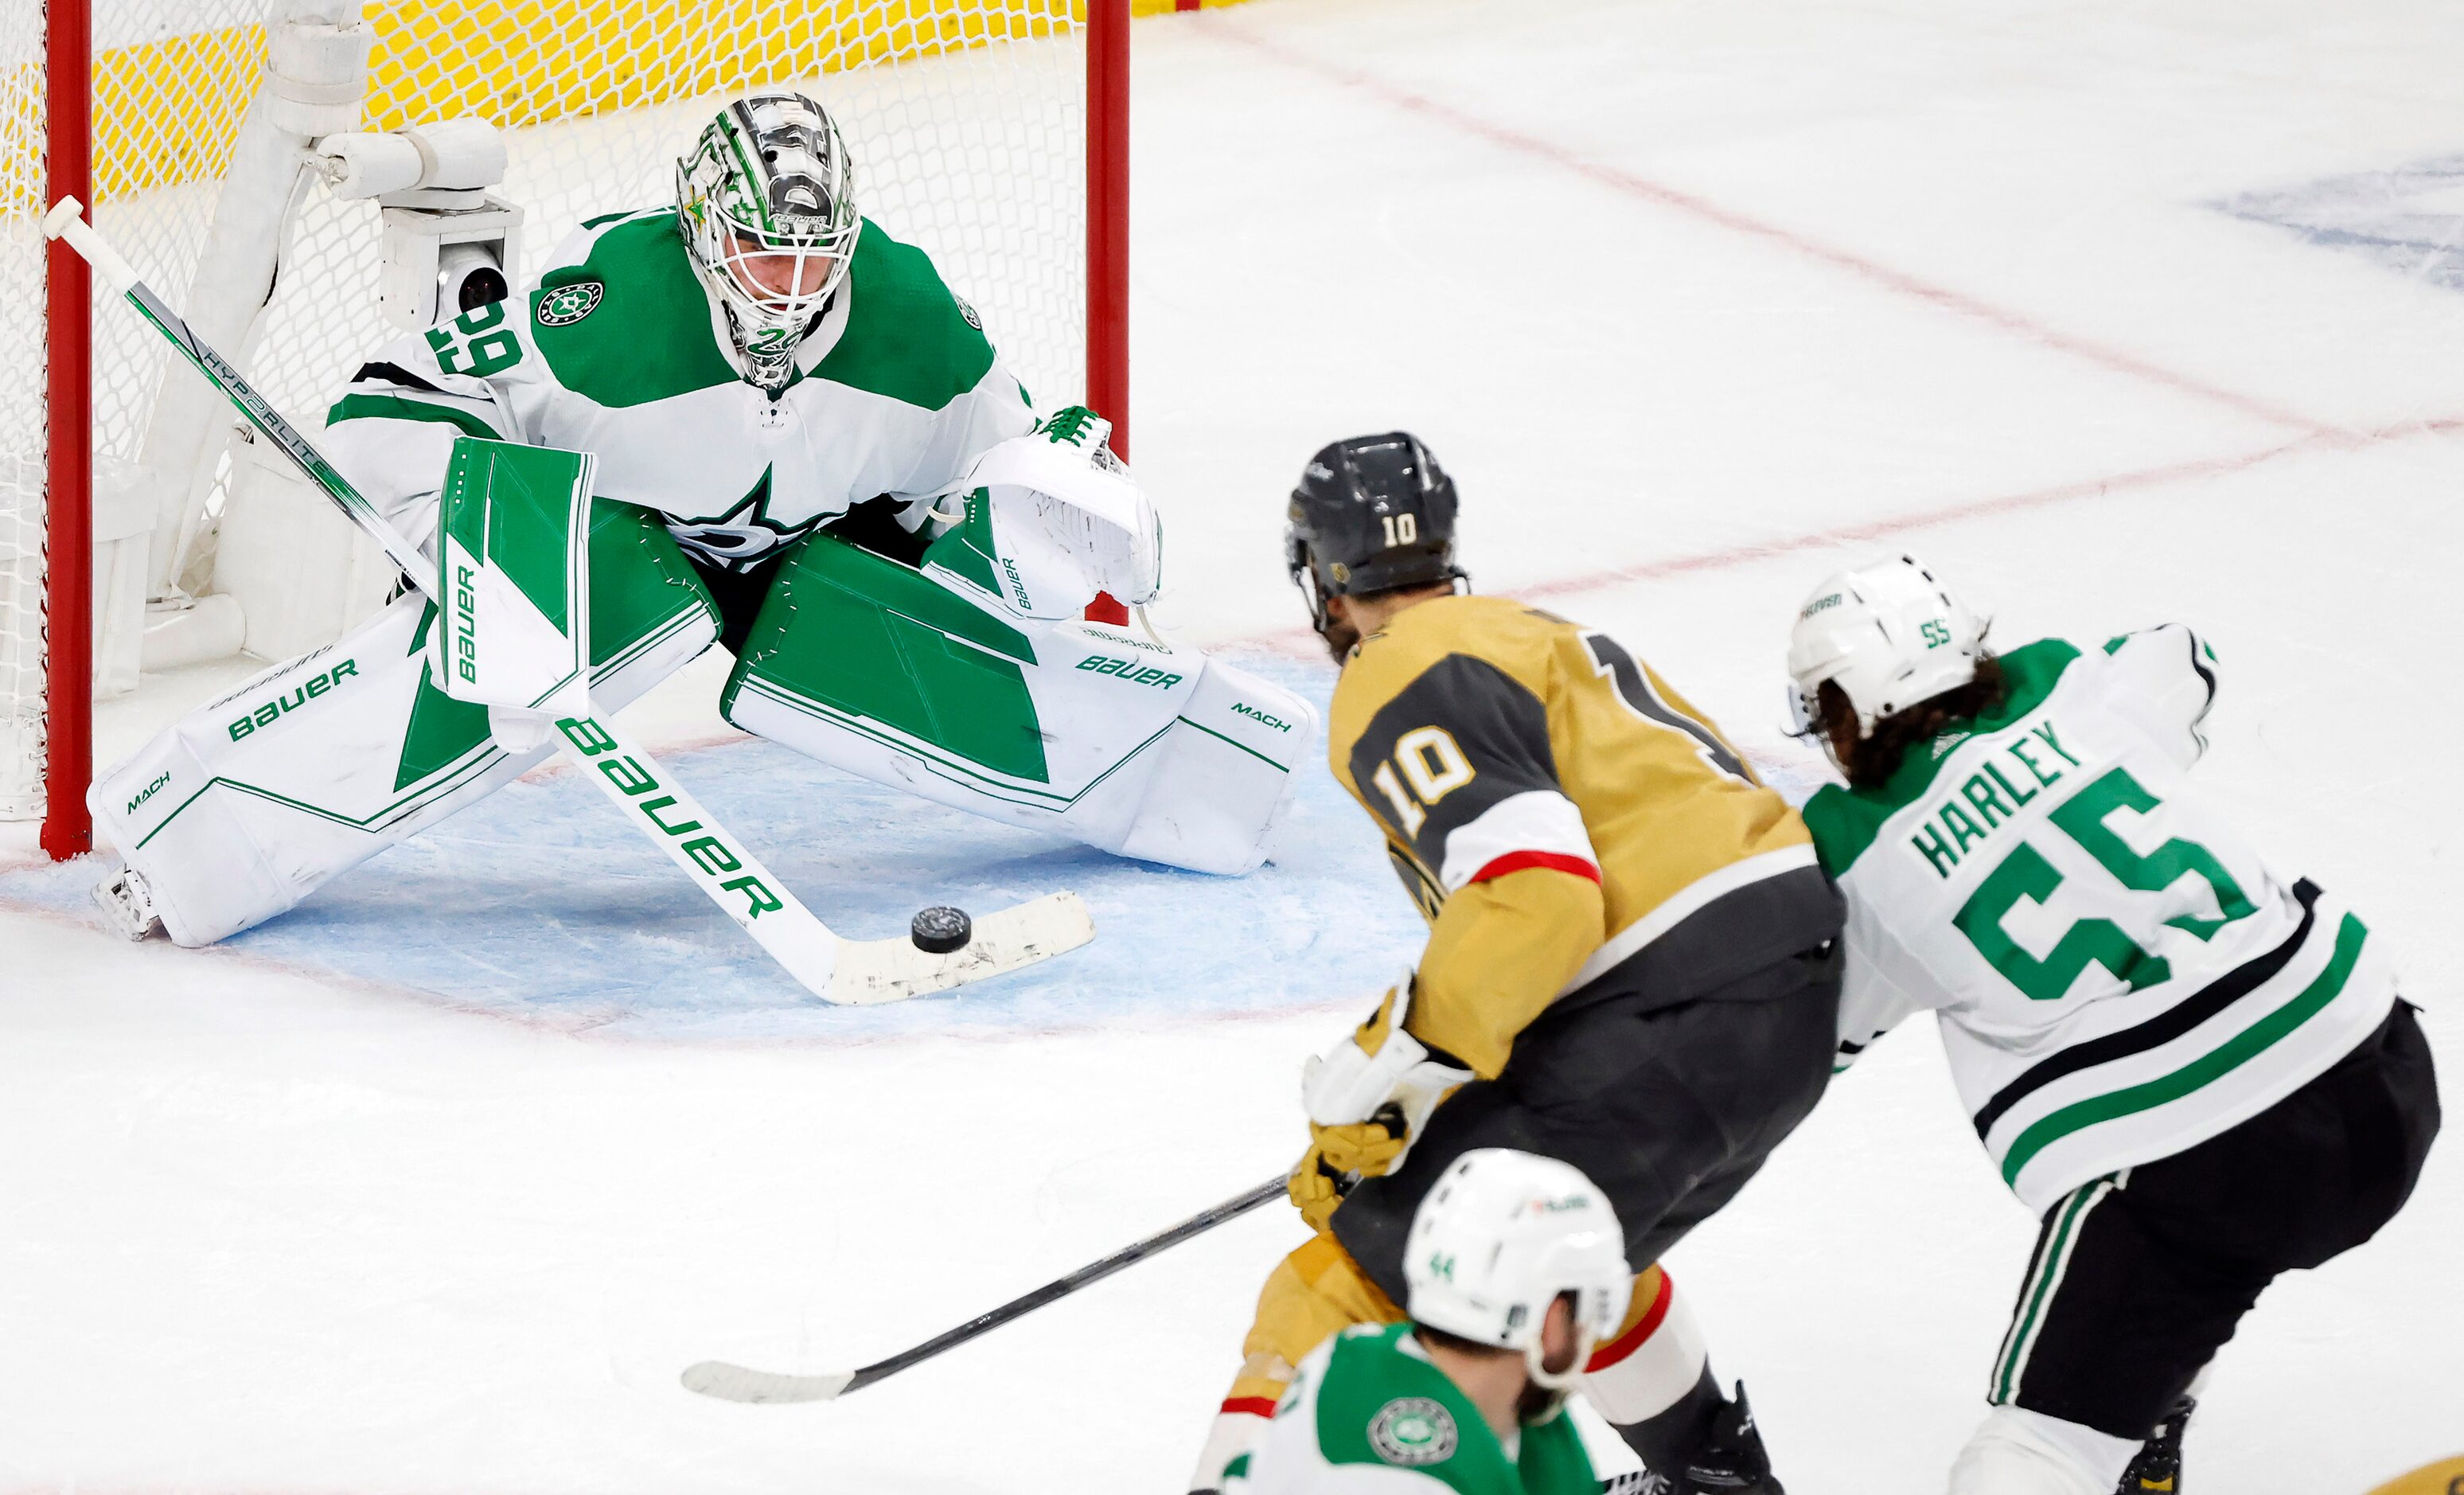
left=682, top=1174, right=1285, bottom=1403
left=43, top=197, right=1093, bottom=1005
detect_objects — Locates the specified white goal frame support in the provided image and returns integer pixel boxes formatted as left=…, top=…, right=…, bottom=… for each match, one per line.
left=29, top=0, right=1136, bottom=861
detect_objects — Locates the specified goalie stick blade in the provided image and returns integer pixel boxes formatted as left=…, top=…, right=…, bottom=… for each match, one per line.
left=680, top=1360, right=856, bottom=1404
left=825, top=891, right=1095, bottom=1005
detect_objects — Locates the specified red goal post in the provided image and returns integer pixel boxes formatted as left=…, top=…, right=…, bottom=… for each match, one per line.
left=11, top=0, right=1231, bottom=861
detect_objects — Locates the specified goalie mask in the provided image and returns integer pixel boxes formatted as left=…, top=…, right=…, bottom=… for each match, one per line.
left=676, top=90, right=861, bottom=389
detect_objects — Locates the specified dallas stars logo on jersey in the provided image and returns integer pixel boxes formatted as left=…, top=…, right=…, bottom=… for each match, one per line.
left=664, top=466, right=824, bottom=572
left=1368, top=1397, right=1458, bottom=1466
left=535, top=280, right=603, bottom=327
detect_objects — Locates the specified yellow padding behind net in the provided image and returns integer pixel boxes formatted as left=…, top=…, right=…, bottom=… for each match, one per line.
left=60, top=0, right=1084, bottom=207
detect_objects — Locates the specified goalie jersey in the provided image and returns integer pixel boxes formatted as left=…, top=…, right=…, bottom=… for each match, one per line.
left=322, top=209, right=1035, bottom=572
left=1802, top=627, right=2400, bottom=1213
left=1226, top=1323, right=1597, bottom=1493
left=1331, top=595, right=1839, bottom=1079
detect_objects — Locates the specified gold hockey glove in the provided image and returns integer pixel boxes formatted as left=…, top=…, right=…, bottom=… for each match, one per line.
left=1287, top=1107, right=1409, bottom=1232
left=1286, top=978, right=1470, bottom=1230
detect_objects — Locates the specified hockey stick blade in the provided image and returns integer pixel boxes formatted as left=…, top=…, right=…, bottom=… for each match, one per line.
left=681, top=1177, right=1284, bottom=1406
left=679, top=1361, right=856, bottom=1404
left=828, top=891, right=1094, bottom=1005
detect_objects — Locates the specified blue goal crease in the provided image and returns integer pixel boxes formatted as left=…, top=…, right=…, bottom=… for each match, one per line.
left=0, top=654, right=1837, bottom=1041
left=0, top=654, right=1421, bottom=1040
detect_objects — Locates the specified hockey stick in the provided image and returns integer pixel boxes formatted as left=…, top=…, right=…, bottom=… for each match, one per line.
left=681, top=1174, right=1285, bottom=1403
left=43, top=197, right=1093, bottom=1005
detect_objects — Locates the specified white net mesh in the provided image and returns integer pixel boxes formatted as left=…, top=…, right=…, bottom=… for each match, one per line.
left=0, top=0, right=1090, bottom=823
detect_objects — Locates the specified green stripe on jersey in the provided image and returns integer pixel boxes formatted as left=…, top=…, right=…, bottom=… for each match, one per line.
left=1997, top=913, right=2368, bottom=1187
left=529, top=213, right=739, bottom=408
left=328, top=392, right=505, bottom=441
left=809, top=224, right=997, bottom=411
left=527, top=211, right=995, bottom=411
left=1801, top=638, right=2082, bottom=876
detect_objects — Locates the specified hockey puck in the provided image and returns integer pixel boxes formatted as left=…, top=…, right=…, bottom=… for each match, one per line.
left=910, top=906, right=973, bottom=954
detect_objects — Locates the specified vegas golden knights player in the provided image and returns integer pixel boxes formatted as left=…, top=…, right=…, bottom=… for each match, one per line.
left=1188, top=435, right=1842, bottom=1495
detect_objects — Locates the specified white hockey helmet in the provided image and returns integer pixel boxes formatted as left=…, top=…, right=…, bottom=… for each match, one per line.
left=1403, top=1150, right=1632, bottom=1392
left=675, top=90, right=862, bottom=388
left=1786, top=555, right=1985, bottom=764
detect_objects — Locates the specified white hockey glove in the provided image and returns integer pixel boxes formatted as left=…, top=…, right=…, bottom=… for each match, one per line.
left=1288, top=974, right=1472, bottom=1232
left=921, top=407, right=1163, bottom=619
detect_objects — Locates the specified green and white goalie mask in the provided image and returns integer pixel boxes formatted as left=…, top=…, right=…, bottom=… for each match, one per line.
left=676, top=89, right=861, bottom=387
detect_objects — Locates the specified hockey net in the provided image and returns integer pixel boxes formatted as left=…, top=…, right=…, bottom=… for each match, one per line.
left=3, top=0, right=1126, bottom=846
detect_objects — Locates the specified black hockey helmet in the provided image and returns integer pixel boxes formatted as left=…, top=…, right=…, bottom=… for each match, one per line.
left=1285, top=432, right=1466, bottom=632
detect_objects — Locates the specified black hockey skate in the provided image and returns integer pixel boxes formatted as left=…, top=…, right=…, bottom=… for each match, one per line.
left=1623, top=1384, right=1784, bottom=1495
left=2115, top=1396, right=2194, bottom=1493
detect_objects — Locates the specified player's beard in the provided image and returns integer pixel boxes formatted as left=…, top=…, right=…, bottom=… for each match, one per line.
left=1516, top=1380, right=1570, bottom=1425
left=1317, top=613, right=1360, bottom=664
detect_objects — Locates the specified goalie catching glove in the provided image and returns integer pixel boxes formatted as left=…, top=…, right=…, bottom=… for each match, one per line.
left=920, top=406, right=1162, bottom=619
left=1288, top=975, right=1472, bottom=1232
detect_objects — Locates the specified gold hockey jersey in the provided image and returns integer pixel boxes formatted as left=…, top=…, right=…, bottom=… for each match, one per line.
left=1331, top=594, right=1839, bottom=1076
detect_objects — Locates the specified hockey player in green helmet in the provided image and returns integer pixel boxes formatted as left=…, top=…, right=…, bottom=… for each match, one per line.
left=88, top=91, right=1311, bottom=949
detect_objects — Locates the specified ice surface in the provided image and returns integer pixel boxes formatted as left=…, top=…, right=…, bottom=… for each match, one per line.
left=3, top=0, right=2461, bottom=1489
left=0, top=654, right=1426, bottom=1042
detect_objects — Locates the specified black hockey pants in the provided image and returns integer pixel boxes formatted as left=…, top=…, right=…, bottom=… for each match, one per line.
left=1332, top=941, right=1843, bottom=1303
left=1991, top=1000, right=2441, bottom=1439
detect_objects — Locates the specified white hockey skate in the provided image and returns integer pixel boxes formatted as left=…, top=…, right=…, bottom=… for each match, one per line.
left=92, top=867, right=164, bottom=942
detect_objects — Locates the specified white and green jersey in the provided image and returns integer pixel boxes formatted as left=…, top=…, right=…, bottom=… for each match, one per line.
left=1803, top=628, right=2396, bottom=1214
left=1228, top=1324, right=1597, bottom=1494
left=322, top=209, right=1036, bottom=573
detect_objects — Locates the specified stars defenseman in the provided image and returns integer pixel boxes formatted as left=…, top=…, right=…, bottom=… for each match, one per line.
left=1786, top=556, right=2442, bottom=1494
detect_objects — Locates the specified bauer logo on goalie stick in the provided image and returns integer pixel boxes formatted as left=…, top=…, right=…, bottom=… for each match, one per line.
left=535, top=279, right=603, bottom=327
left=1367, top=1398, right=1457, bottom=1466
left=553, top=715, right=786, bottom=921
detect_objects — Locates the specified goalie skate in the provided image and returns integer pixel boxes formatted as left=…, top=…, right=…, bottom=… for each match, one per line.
left=92, top=867, right=163, bottom=942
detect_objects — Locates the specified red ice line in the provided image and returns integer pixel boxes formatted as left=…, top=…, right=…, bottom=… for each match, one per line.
left=1202, top=15, right=2345, bottom=442
left=1228, top=416, right=2464, bottom=654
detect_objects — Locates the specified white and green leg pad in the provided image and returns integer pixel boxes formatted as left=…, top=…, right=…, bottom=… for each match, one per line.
left=89, top=485, right=718, bottom=947
left=719, top=529, right=1314, bottom=876
left=431, top=437, right=598, bottom=749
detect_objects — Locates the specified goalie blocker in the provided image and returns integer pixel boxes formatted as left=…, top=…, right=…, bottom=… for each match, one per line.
left=92, top=434, right=1312, bottom=949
